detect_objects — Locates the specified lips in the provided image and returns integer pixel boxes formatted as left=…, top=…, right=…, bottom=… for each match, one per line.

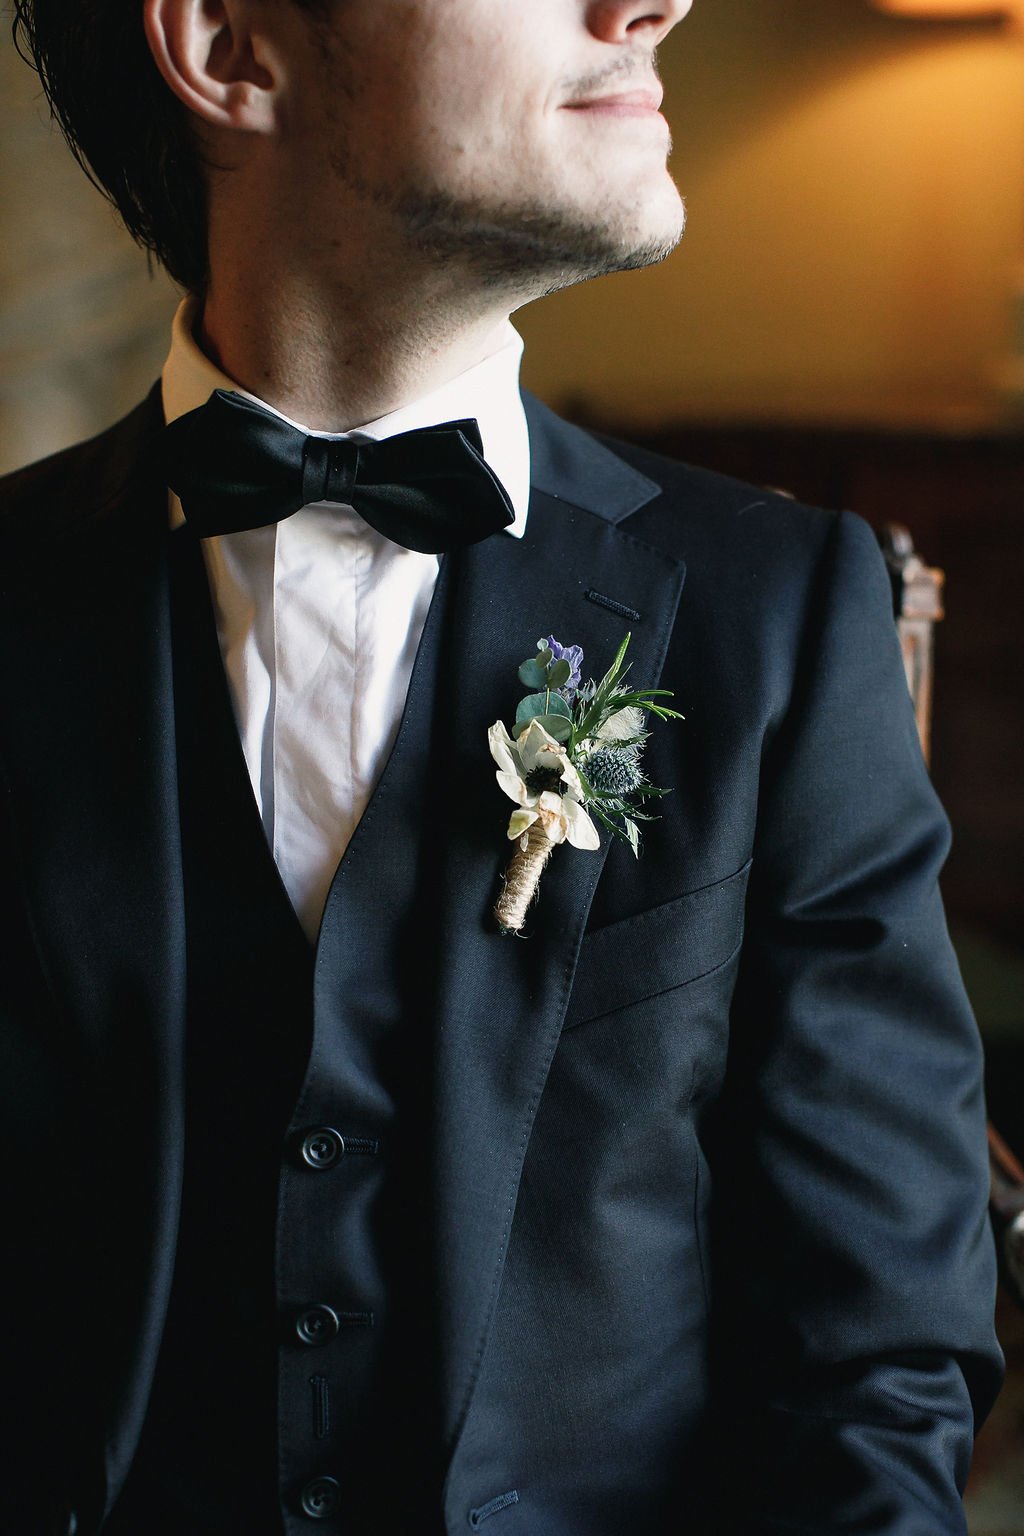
left=561, top=85, right=665, bottom=120
left=566, top=88, right=663, bottom=112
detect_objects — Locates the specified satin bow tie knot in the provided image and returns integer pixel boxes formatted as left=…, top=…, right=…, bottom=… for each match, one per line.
left=301, top=433, right=360, bottom=509
left=160, top=387, right=515, bottom=554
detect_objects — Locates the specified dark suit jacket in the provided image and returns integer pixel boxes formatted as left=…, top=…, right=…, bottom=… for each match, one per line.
left=0, top=387, right=1002, bottom=1535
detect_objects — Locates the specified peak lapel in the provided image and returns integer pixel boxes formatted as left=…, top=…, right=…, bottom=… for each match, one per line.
left=427, top=407, right=686, bottom=1454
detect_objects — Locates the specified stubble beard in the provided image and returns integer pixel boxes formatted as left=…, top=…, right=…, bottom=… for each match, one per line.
left=390, top=184, right=687, bottom=299
left=326, top=137, right=685, bottom=302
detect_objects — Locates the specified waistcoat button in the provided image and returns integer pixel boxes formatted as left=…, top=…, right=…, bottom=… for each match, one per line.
left=300, top=1475, right=341, bottom=1519
left=300, top=1128, right=345, bottom=1168
left=295, top=1304, right=341, bottom=1346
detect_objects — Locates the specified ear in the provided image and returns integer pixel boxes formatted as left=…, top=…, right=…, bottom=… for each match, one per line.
left=143, top=0, right=281, bottom=134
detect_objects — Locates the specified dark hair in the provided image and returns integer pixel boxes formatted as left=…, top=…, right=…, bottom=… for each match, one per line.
left=11, top=1, right=329, bottom=295
left=12, top=1, right=210, bottom=292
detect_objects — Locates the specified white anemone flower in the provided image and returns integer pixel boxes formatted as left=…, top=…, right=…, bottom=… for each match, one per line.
left=488, top=719, right=600, bottom=851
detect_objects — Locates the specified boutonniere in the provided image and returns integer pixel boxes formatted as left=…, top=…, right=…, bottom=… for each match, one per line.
left=489, top=633, right=683, bottom=934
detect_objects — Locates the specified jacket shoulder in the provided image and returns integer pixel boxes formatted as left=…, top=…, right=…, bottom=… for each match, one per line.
left=553, top=416, right=900, bottom=744
left=597, top=426, right=846, bottom=565
left=524, top=392, right=845, bottom=566
left=0, top=387, right=164, bottom=554
left=587, top=422, right=897, bottom=650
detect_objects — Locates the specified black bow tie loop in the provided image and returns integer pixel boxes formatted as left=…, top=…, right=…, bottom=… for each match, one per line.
left=161, top=388, right=515, bottom=554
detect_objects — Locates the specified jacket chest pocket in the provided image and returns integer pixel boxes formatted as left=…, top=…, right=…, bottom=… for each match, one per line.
left=563, top=859, right=752, bottom=1031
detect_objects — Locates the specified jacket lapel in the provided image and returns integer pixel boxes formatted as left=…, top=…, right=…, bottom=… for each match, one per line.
left=429, top=396, right=686, bottom=1454
left=0, top=390, right=187, bottom=1509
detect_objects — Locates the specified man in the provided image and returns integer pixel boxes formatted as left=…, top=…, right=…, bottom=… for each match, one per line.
left=1, top=1, right=1002, bottom=1532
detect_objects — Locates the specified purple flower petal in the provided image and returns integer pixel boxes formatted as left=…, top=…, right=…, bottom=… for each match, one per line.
left=546, top=636, right=584, bottom=692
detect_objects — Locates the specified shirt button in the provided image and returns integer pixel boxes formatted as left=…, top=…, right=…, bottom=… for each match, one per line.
left=300, top=1475, right=341, bottom=1520
left=295, top=1304, right=341, bottom=1346
left=300, top=1128, right=345, bottom=1169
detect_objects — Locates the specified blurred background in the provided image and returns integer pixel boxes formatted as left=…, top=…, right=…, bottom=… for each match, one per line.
left=2, top=0, right=1022, bottom=1525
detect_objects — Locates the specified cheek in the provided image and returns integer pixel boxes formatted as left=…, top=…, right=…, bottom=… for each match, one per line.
left=401, top=20, right=551, bottom=153
left=317, top=8, right=561, bottom=195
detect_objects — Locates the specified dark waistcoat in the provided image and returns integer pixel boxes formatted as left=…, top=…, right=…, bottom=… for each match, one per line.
left=105, top=528, right=448, bottom=1535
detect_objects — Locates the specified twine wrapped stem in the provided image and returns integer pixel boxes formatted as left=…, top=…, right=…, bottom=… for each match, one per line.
left=494, top=823, right=557, bottom=934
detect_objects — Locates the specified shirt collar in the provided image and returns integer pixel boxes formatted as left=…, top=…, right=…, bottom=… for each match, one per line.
left=161, top=295, right=529, bottom=537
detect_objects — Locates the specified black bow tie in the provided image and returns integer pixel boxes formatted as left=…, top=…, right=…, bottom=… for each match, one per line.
left=160, top=388, right=515, bottom=554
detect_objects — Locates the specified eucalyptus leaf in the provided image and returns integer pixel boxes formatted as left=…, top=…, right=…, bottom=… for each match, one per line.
left=515, top=693, right=548, bottom=728
left=535, top=712, right=572, bottom=743
left=515, top=690, right=573, bottom=728
left=517, top=657, right=549, bottom=690
left=547, top=658, right=571, bottom=689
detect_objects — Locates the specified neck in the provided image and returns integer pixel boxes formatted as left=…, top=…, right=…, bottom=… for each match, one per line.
left=200, top=224, right=519, bottom=432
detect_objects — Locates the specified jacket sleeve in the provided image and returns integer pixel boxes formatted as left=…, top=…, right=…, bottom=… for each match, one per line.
left=711, top=509, right=1003, bottom=1532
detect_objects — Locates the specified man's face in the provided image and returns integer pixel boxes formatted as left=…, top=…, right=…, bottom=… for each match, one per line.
left=285, top=0, right=693, bottom=295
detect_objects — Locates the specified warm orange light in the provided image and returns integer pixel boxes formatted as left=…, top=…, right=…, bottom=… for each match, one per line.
left=872, top=0, right=1013, bottom=15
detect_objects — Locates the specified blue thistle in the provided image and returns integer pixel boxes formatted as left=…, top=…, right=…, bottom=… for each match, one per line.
left=584, top=746, right=644, bottom=797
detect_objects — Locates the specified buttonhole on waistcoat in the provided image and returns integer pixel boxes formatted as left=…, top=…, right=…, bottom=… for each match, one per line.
left=584, top=589, right=641, bottom=622
left=338, top=1310, right=375, bottom=1328
left=309, top=1375, right=330, bottom=1440
left=345, top=1136, right=381, bottom=1156
left=468, top=1489, right=519, bottom=1528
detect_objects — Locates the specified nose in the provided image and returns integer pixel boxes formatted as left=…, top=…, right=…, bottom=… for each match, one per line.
left=585, top=0, right=693, bottom=47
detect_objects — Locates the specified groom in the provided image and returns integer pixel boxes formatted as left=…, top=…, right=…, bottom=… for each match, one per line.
left=2, top=0, right=1002, bottom=1533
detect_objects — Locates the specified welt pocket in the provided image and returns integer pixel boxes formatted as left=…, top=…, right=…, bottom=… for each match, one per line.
left=564, top=860, right=752, bottom=1029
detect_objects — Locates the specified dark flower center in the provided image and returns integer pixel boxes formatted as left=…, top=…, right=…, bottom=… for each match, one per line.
left=525, top=766, right=564, bottom=795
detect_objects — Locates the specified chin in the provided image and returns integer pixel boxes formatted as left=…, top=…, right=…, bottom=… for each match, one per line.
left=393, top=175, right=685, bottom=298
left=560, top=192, right=687, bottom=281
left=545, top=168, right=686, bottom=272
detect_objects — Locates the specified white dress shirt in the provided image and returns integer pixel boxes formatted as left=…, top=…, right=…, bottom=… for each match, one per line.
left=161, top=298, right=529, bottom=941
